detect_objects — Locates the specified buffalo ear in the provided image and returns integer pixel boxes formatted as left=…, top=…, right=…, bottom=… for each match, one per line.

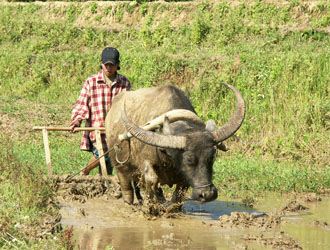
left=160, top=116, right=180, bottom=158
left=217, top=142, right=228, bottom=151
left=207, top=120, right=228, bottom=151
left=163, top=115, right=174, bottom=135
left=206, top=119, right=217, bottom=133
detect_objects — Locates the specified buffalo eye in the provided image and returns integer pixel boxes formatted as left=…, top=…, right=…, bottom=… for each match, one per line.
left=184, top=153, right=197, bottom=166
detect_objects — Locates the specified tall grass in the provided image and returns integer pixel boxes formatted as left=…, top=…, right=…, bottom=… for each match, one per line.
left=0, top=0, right=328, bottom=172
left=0, top=136, right=66, bottom=249
left=0, top=0, right=328, bottom=171
left=213, top=156, right=330, bottom=198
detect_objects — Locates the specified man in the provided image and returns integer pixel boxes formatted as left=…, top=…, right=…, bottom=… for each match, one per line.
left=70, top=47, right=131, bottom=175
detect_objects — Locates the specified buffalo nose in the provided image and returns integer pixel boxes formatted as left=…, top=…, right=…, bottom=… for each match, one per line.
left=192, top=185, right=218, bottom=203
left=199, top=192, right=207, bottom=203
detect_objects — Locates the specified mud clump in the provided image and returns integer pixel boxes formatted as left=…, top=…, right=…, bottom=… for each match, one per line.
left=311, top=220, right=329, bottom=229
left=140, top=201, right=184, bottom=219
left=218, top=211, right=304, bottom=249
left=296, top=193, right=322, bottom=203
left=52, top=175, right=121, bottom=203
left=280, top=200, right=309, bottom=214
left=141, top=202, right=167, bottom=219
left=218, top=212, right=281, bottom=230
left=53, top=175, right=185, bottom=219
left=244, top=233, right=303, bottom=250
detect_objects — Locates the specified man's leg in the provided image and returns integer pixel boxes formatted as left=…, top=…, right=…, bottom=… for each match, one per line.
left=98, top=157, right=113, bottom=175
left=80, top=156, right=99, bottom=175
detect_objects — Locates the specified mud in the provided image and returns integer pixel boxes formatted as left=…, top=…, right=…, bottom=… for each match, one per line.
left=53, top=175, right=183, bottom=219
left=243, top=233, right=303, bottom=250
left=53, top=176, right=330, bottom=249
left=311, top=220, right=329, bottom=229
left=52, top=175, right=122, bottom=203
left=218, top=212, right=281, bottom=230
left=279, top=200, right=309, bottom=214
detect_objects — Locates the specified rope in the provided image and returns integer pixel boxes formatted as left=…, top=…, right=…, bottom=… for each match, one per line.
left=65, top=147, right=115, bottom=181
left=193, top=183, right=212, bottom=189
left=65, top=138, right=132, bottom=180
left=114, top=140, right=131, bottom=165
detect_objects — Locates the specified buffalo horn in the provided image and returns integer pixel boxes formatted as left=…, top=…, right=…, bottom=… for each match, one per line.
left=121, top=107, right=187, bottom=149
left=212, top=83, right=246, bottom=143
left=118, top=109, right=204, bottom=141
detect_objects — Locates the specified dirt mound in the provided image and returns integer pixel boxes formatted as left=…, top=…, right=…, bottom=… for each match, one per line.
left=218, top=212, right=281, bottom=230
left=280, top=200, right=309, bottom=213
left=141, top=201, right=185, bottom=219
left=296, top=193, right=322, bottom=203
left=244, top=232, right=303, bottom=250
left=52, top=175, right=121, bottom=203
left=311, top=220, right=329, bottom=229
left=217, top=196, right=317, bottom=230
left=53, top=175, right=184, bottom=219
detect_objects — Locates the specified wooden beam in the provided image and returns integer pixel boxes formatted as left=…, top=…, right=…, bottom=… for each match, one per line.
left=42, top=128, right=52, bottom=176
left=33, top=126, right=105, bottom=131
left=95, top=129, right=108, bottom=176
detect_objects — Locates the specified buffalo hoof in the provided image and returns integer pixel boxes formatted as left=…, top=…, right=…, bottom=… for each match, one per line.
left=122, top=190, right=134, bottom=205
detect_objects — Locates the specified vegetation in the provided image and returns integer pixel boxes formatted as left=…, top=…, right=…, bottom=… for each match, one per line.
left=0, top=0, right=329, bottom=248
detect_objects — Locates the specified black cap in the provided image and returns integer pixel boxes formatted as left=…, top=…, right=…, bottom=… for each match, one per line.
left=101, top=47, right=120, bottom=65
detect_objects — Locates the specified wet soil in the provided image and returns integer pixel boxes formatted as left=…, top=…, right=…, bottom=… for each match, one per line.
left=54, top=176, right=330, bottom=250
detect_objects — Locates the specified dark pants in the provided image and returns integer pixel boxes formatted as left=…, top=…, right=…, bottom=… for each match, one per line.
left=90, top=142, right=113, bottom=175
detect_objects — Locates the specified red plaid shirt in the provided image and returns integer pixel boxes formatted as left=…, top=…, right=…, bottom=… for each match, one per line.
left=71, top=71, right=130, bottom=151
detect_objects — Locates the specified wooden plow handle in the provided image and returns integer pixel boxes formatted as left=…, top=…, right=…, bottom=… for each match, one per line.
left=33, top=126, right=105, bottom=131
left=33, top=126, right=106, bottom=177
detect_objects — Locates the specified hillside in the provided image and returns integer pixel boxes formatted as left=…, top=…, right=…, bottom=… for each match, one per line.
left=1, top=0, right=329, bottom=166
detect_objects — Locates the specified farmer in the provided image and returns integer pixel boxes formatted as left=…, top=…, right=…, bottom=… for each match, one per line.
left=70, top=47, right=131, bottom=176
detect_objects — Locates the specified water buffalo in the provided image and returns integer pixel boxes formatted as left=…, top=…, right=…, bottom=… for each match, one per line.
left=105, top=83, right=245, bottom=204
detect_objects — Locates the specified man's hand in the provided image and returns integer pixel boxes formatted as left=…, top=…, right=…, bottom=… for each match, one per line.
left=70, top=121, right=81, bottom=133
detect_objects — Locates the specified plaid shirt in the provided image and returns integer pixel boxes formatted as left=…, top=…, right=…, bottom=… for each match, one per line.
left=71, top=71, right=130, bottom=151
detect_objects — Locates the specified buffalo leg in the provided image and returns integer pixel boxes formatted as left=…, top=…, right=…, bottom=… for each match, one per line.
left=133, top=181, right=143, bottom=204
left=171, top=184, right=188, bottom=203
left=116, top=169, right=134, bottom=204
left=144, top=160, right=156, bottom=202
left=143, top=160, right=165, bottom=203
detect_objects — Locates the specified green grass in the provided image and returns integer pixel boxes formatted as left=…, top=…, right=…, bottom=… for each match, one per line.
left=213, top=156, right=330, bottom=198
left=0, top=0, right=329, bottom=248
left=0, top=137, right=69, bottom=249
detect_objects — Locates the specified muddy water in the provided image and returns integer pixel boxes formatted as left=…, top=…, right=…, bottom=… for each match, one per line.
left=279, top=197, right=330, bottom=250
left=59, top=194, right=330, bottom=250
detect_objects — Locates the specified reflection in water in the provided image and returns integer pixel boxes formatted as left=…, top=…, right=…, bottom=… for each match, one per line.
left=70, top=200, right=255, bottom=250
left=183, top=199, right=257, bottom=220
left=77, top=227, right=214, bottom=250
left=61, top=196, right=330, bottom=250
left=280, top=197, right=330, bottom=250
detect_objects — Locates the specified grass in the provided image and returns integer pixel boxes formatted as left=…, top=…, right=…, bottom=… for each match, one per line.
left=213, top=156, right=330, bottom=199
left=0, top=136, right=70, bottom=249
left=0, top=0, right=329, bottom=248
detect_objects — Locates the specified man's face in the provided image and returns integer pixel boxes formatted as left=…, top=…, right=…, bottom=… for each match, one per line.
left=101, top=62, right=119, bottom=78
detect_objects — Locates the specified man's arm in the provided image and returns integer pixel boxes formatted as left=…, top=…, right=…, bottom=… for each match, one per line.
left=70, top=80, right=91, bottom=131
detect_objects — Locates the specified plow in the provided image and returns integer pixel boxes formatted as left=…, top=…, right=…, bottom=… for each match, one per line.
left=32, top=109, right=205, bottom=178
